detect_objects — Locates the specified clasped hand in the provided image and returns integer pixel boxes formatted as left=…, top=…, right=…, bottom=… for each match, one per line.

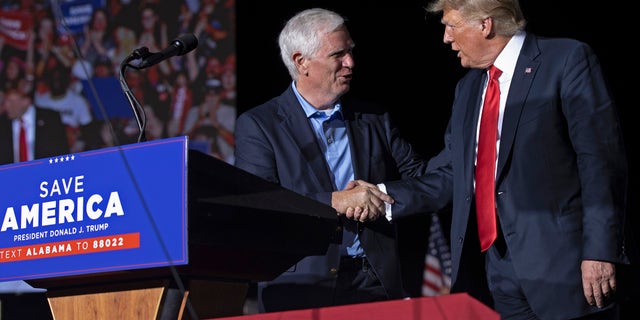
left=331, top=180, right=394, bottom=222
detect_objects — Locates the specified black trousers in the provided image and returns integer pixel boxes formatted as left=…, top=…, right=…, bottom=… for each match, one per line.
left=485, top=243, right=619, bottom=320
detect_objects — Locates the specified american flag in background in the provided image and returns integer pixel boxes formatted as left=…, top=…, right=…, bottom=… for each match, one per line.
left=422, top=213, right=452, bottom=296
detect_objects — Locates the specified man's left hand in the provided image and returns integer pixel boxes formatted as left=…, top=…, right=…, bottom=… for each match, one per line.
left=581, top=260, right=616, bottom=308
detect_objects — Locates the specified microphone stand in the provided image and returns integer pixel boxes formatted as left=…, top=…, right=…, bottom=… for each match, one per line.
left=119, top=47, right=152, bottom=143
left=114, top=44, right=205, bottom=320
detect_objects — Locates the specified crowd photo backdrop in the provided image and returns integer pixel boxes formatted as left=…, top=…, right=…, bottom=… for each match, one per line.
left=0, top=0, right=236, bottom=163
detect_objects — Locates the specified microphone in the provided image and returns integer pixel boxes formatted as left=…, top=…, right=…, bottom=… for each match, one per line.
left=137, top=34, right=198, bottom=69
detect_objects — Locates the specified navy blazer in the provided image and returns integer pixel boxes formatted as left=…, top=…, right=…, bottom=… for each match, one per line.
left=0, top=107, right=70, bottom=165
left=234, top=85, right=431, bottom=301
left=384, top=33, right=628, bottom=319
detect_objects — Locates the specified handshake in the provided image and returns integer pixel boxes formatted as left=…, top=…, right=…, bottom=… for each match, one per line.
left=331, top=180, right=394, bottom=222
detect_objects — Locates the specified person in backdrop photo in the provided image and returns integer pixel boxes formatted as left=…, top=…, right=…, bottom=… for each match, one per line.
left=347, top=0, right=628, bottom=319
left=233, top=7, right=434, bottom=313
left=184, top=77, right=235, bottom=164
left=0, top=86, right=69, bottom=164
left=34, top=63, right=96, bottom=153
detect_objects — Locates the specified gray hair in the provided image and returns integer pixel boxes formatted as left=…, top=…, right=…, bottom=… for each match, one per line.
left=278, top=8, right=347, bottom=80
left=426, top=0, right=526, bottom=36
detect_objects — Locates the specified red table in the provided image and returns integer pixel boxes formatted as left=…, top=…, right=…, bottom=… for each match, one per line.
left=212, top=293, right=499, bottom=320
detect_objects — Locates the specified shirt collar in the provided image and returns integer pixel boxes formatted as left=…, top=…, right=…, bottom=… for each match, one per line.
left=16, top=104, right=35, bottom=125
left=291, top=81, right=342, bottom=119
left=493, top=31, right=525, bottom=80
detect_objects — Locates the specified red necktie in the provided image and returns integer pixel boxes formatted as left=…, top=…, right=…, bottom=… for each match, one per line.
left=475, top=65, right=502, bottom=252
left=19, top=118, right=28, bottom=162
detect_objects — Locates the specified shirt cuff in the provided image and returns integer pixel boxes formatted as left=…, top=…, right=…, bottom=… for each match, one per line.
left=377, top=183, right=392, bottom=222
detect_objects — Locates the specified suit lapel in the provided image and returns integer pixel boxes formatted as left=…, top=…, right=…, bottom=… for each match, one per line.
left=496, top=34, right=540, bottom=184
left=343, top=108, right=369, bottom=180
left=277, top=89, right=335, bottom=190
left=463, top=70, right=486, bottom=187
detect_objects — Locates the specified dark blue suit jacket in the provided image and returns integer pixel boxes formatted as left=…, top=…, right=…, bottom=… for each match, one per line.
left=0, top=106, right=70, bottom=165
left=234, top=85, right=431, bottom=304
left=384, top=33, right=628, bottom=319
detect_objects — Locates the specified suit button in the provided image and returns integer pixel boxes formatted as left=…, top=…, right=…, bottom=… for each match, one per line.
left=330, top=268, right=338, bottom=275
left=336, top=225, right=342, bottom=232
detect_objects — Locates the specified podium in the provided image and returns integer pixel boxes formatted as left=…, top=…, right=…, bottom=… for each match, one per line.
left=0, top=137, right=338, bottom=319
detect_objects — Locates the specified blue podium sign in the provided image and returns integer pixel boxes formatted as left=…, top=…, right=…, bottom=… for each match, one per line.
left=0, top=136, right=189, bottom=281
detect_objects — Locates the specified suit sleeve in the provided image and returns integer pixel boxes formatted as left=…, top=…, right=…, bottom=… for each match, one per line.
left=561, top=43, right=628, bottom=262
left=233, top=112, right=280, bottom=184
left=385, top=121, right=455, bottom=220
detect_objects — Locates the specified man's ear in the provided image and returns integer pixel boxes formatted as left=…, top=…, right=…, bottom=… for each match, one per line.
left=482, top=16, right=495, bottom=38
left=293, top=52, right=308, bottom=76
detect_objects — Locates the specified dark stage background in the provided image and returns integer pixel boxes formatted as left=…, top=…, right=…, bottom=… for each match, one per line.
left=235, top=0, right=638, bottom=316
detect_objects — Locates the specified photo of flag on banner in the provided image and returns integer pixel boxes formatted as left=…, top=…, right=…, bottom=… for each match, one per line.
left=422, top=212, right=452, bottom=296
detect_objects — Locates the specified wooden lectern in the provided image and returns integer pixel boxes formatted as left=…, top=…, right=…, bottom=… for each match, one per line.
left=27, top=149, right=338, bottom=320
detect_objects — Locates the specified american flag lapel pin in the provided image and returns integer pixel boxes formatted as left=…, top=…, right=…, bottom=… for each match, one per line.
left=525, top=67, right=532, bottom=74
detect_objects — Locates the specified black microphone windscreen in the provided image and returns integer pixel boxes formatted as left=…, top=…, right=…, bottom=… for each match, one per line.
left=175, top=34, right=198, bottom=56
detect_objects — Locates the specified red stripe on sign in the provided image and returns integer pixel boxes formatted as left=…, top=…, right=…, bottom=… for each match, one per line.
left=0, top=233, right=140, bottom=263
